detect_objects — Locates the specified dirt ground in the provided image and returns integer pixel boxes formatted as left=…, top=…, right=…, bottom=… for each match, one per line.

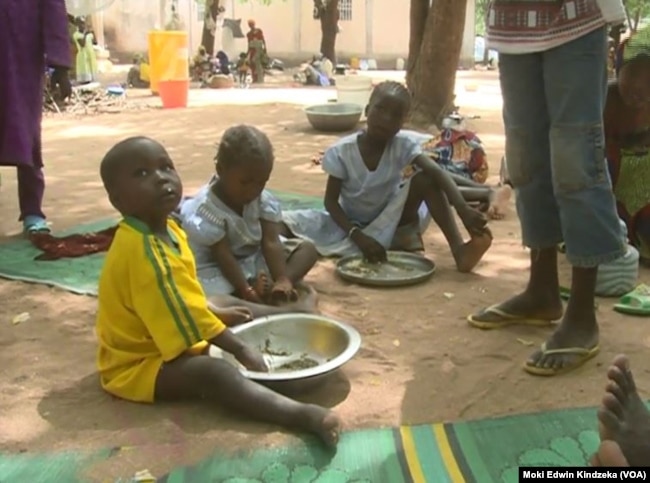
left=0, top=71, right=648, bottom=480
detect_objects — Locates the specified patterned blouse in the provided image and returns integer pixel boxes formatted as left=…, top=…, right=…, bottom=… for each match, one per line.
left=486, top=0, right=625, bottom=54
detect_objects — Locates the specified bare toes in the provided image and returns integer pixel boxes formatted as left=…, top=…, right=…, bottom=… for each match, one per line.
left=598, top=405, right=623, bottom=439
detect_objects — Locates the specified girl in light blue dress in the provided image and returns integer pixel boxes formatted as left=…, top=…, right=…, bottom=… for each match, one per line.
left=282, top=81, right=493, bottom=273
left=180, top=125, right=319, bottom=317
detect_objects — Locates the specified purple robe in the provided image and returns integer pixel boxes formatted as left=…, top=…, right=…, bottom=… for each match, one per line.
left=0, top=0, right=71, bottom=168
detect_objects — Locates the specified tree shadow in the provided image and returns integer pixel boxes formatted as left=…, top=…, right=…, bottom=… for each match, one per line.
left=37, top=369, right=351, bottom=438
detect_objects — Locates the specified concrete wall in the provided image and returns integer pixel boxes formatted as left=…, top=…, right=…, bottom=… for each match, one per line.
left=101, top=0, right=473, bottom=66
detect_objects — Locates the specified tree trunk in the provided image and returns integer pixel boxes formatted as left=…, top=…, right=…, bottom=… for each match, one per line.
left=408, top=0, right=468, bottom=129
left=201, top=0, right=221, bottom=56
left=406, top=0, right=430, bottom=88
left=316, top=0, right=339, bottom=63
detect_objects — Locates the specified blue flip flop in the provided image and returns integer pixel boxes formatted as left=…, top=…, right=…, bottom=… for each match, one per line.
left=23, top=216, right=50, bottom=234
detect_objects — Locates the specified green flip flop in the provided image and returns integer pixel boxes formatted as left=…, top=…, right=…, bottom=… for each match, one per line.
left=614, top=284, right=650, bottom=316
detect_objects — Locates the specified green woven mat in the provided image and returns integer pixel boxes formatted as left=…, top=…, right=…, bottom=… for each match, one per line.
left=0, top=405, right=611, bottom=483
left=0, top=191, right=322, bottom=296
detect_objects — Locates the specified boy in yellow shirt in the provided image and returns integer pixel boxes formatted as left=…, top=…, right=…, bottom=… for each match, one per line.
left=95, top=136, right=340, bottom=447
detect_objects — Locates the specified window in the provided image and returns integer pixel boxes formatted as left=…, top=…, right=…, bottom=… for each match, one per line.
left=339, top=0, right=352, bottom=21
left=313, top=0, right=352, bottom=21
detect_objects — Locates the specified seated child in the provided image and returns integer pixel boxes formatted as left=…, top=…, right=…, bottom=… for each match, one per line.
left=180, top=125, right=319, bottom=317
left=281, top=81, right=493, bottom=273
left=95, top=136, right=340, bottom=447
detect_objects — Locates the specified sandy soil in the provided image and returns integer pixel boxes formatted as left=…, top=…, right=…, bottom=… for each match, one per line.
left=0, top=71, right=648, bottom=480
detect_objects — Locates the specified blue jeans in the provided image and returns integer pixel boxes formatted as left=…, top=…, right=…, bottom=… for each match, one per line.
left=500, top=27, right=625, bottom=267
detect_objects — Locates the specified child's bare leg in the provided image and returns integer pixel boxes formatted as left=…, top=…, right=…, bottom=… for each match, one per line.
left=285, top=240, right=319, bottom=284
left=403, top=173, right=491, bottom=272
left=208, top=283, right=319, bottom=318
left=155, top=355, right=341, bottom=447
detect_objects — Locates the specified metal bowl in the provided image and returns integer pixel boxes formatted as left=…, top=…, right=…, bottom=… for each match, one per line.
left=222, top=313, right=361, bottom=391
left=304, top=103, right=363, bottom=132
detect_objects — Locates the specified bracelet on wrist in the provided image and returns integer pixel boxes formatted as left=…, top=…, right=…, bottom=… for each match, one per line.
left=347, top=226, right=360, bottom=238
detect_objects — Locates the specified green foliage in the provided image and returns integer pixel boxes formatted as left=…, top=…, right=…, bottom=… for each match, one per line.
left=475, top=0, right=489, bottom=36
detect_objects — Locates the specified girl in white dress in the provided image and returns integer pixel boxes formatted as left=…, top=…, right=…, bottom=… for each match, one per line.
left=180, top=125, right=319, bottom=317
left=282, top=81, right=492, bottom=272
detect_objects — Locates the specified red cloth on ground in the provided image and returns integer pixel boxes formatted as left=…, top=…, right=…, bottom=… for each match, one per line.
left=29, top=225, right=118, bottom=261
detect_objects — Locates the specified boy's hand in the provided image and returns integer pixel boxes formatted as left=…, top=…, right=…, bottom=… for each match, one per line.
left=352, top=231, right=387, bottom=263
left=458, top=206, right=488, bottom=237
left=209, top=304, right=253, bottom=326
left=270, top=277, right=298, bottom=304
left=235, top=346, right=268, bottom=372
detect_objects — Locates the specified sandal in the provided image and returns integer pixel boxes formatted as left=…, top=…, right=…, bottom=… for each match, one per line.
left=23, top=216, right=50, bottom=234
left=613, top=284, right=650, bottom=317
left=524, top=342, right=600, bottom=376
left=467, top=305, right=557, bottom=330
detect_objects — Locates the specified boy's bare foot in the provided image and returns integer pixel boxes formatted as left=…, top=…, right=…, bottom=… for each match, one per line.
left=591, top=440, right=629, bottom=466
left=301, top=404, right=341, bottom=448
left=486, top=185, right=512, bottom=220
left=595, top=355, right=650, bottom=466
left=454, top=230, right=492, bottom=273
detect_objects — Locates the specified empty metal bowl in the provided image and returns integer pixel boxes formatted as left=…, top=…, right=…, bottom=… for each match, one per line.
left=222, top=313, right=361, bottom=392
left=304, top=103, right=363, bottom=132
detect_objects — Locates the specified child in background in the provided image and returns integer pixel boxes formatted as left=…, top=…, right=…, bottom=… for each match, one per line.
left=95, top=136, right=340, bottom=447
left=282, top=81, right=492, bottom=273
left=180, top=125, right=319, bottom=317
left=236, top=52, right=249, bottom=87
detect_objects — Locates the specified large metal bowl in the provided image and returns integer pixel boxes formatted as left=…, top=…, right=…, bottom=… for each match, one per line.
left=222, top=313, right=361, bottom=392
left=304, top=103, right=363, bottom=132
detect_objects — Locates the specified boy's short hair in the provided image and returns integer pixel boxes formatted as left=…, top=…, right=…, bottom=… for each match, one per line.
left=100, top=136, right=152, bottom=191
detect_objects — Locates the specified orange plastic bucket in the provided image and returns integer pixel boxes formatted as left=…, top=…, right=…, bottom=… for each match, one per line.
left=158, top=79, right=189, bottom=108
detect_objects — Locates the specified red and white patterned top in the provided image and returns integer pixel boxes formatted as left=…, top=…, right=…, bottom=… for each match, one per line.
left=486, top=0, right=626, bottom=54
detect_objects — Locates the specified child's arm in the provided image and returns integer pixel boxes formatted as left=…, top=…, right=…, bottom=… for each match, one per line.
left=324, top=176, right=386, bottom=261
left=323, top=175, right=359, bottom=236
left=260, top=220, right=291, bottom=284
left=413, top=154, right=472, bottom=212
left=210, top=240, right=260, bottom=301
left=209, top=329, right=267, bottom=371
left=413, top=154, right=488, bottom=236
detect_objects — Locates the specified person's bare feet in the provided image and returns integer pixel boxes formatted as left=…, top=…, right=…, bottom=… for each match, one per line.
left=287, top=283, right=319, bottom=313
left=454, top=230, right=493, bottom=273
left=486, top=185, right=512, bottom=220
left=595, top=354, right=650, bottom=466
left=590, top=440, right=629, bottom=466
left=252, top=272, right=272, bottom=303
left=301, top=404, right=341, bottom=448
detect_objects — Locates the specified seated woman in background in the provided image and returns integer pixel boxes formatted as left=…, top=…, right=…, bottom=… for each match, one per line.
left=606, top=26, right=650, bottom=265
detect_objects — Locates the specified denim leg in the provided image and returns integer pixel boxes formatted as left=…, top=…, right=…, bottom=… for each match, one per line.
left=543, top=27, right=625, bottom=267
left=499, top=53, right=562, bottom=249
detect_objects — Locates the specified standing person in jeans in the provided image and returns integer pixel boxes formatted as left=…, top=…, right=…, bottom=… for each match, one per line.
left=468, top=0, right=627, bottom=376
left=0, top=0, right=71, bottom=234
